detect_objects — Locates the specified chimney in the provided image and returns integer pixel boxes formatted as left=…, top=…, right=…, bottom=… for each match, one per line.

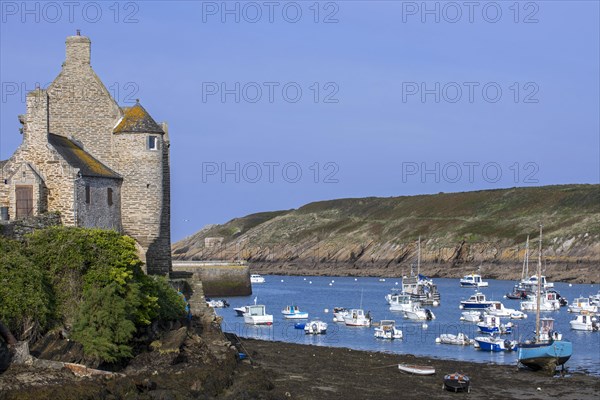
left=65, top=32, right=91, bottom=66
left=24, top=88, right=49, bottom=146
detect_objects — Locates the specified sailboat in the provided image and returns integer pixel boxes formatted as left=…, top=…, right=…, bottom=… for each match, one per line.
left=506, top=236, right=530, bottom=299
left=401, top=236, right=441, bottom=306
left=517, top=225, right=572, bottom=373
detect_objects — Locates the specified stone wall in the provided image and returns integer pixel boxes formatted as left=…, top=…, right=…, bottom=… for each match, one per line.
left=0, top=212, right=61, bottom=241
left=75, top=177, right=122, bottom=231
left=172, top=261, right=251, bottom=297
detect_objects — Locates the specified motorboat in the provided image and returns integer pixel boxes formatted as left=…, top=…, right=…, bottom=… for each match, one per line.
left=460, top=274, right=488, bottom=288
left=520, top=291, right=561, bottom=311
left=460, top=310, right=482, bottom=322
left=589, top=291, right=600, bottom=306
left=510, top=310, right=528, bottom=319
left=397, top=364, right=435, bottom=375
left=568, top=297, right=599, bottom=314
left=344, top=309, right=372, bottom=327
left=443, top=373, right=470, bottom=393
left=436, top=333, right=473, bottom=345
left=475, top=335, right=517, bottom=352
left=404, top=304, right=435, bottom=321
left=459, top=292, right=494, bottom=310
left=281, top=305, right=309, bottom=319
left=206, top=298, right=230, bottom=308
left=569, top=314, right=599, bottom=331
left=522, top=274, right=554, bottom=289
left=243, top=304, right=273, bottom=325
left=384, top=288, right=403, bottom=304
left=485, top=301, right=516, bottom=317
left=250, top=274, right=265, bottom=283
left=374, top=320, right=403, bottom=339
left=401, top=237, right=441, bottom=306
left=389, top=294, right=414, bottom=312
left=517, top=226, right=572, bottom=372
left=304, top=319, right=328, bottom=335
left=234, top=306, right=250, bottom=316
left=477, top=315, right=512, bottom=335
left=332, top=307, right=350, bottom=322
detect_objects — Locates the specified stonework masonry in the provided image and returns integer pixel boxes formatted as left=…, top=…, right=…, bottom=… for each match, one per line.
left=0, top=34, right=171, bottom=275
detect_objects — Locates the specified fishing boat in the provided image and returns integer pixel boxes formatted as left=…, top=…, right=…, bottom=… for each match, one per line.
left=589, top=291, right=600, bottom=306
left=477, top=315, right=512, bottom=335
left=243, top=304, right=273, bottom=325
left=401, top=237, right=441, bottom=306
left=234, top=306, right=250, bottom=316
left=404, top=303, right=435, bottom=321
left=374, top=320, right=403, bottom=339
left=517, top=225, right=572, bottom=373
left=332, top=307, right=350, bottom=322
left=344, top=309, right=372, bottom=327
left=206, top=298, right=230, bottom=308
left=384, top=288, right=403, bottom=304
left=281, top=305, right=309, bottom=319
left=522, top=274, right=554, bottom=290
left=569, top=314, right=599, bottom=331
left=460, top=273, right=488, bottom=288
left=436, top=333, right=473, bottom=345
left=520, top=291, right=561, bottom=311
left=250, top=274, right=265, bottom=283
left=398, top=364, right=435, bottom=375
left=304, top=319, right=328, bottom=335
left=485, top=301, right=527, bottom=319
left=460, top=310, right=482, bottom=322
left=389, top=293, right=414, bottom=312
left=568, top=297, right=599, bottom=314
left=474, top=335, right=517, bottom=352
left=443, top=373, right=470, bottom=393
left=459, top=292, right=494, bottom=310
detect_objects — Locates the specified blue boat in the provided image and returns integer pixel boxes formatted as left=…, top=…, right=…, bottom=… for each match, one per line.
left=477, top=315, right=513, bottom=334
left=475, top=336, right=517, bottom=352
left=460, top=292, right=494, bottom=310
left=294, top=322, right=306, bottom=330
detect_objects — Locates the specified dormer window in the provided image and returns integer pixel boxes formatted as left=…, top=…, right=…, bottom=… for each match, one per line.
left=148, top=135, right=159, bottom=151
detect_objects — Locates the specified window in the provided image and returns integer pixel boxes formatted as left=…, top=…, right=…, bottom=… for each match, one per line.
left=148, top=135, right=159, bottom=151
left=85, top=185, right=91, bottom=204
left=107, top=188, right=113, bottom=206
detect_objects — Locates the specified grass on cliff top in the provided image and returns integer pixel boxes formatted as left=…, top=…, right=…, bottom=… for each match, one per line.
left=175, top=184, right=600, bottom=248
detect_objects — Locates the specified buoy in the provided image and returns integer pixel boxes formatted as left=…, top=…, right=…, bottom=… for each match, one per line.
left=435, top=337, right=441, bottom=343
left=331, top=280, right=335, bottom=283
left=433, top=301, right=439, bottom=307
left=329, top=283, right=333, bottom=286
left=569, top=284, right=573, bottom=287
left=459, top=304, right=464, bottom=310
left=324, top=308, right=329, bottom=313
left=354, top=278, right=358, bottom=281
left=304, top=278, right=306, bottom=281
left=309, top=281, right=312, bottom=284
left=422, top=323, right=428, bottom=329
left=281, top=279, right=284, bottom=282
left=537, top=387, right=541, bottom=391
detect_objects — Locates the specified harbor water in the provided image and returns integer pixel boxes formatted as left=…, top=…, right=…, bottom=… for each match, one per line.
left=214, top=275, right=600, bottom=376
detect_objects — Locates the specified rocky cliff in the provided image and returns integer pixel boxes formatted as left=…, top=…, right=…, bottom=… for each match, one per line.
left=173, top=185, right=600, bottom=283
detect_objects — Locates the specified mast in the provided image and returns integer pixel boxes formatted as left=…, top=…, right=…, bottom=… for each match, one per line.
left=417, top=236, right=421, bottom=275
left=522, top=235, right=530, bottom=280
left=535, top=225, right=542, bottom=342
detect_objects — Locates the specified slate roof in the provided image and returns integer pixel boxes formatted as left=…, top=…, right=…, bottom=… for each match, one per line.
left=113, top=102, right=164, bottom=134
left=48, top=134, right=121, bottom=179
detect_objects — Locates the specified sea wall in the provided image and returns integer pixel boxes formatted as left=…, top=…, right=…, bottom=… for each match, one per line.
left=172, top=261, right=251, bottom=296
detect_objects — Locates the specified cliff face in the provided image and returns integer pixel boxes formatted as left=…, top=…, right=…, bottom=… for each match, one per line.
left=173, top=185, right=600, bottom=283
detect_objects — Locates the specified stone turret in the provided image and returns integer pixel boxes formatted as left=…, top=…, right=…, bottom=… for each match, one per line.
left=65, top=32, right=91, bottom=67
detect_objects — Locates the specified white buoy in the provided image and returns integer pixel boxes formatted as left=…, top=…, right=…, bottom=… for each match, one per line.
left=331, top=280, right=335, bottom=283
left=304, top=278, right=306, bottom=281
left=433, top=301, right=439, bottom=307
left=354, top=278, right=358, bottom=281
left=329, top=283, right=333, bottom=286
left=459, top=304, right=464, bottom=310
left=395, top=282, right=399, bottom=285
left=309, top=281, right=312, bottom=284
left=569, top=283, right=573, bottom=287
left=435, top=337, right=441, bottom=343
left=324, top=308, right=329, bottom=313
left=422, top=323, right=428, bottom=329
left=281, top=279, right=284, bottom=282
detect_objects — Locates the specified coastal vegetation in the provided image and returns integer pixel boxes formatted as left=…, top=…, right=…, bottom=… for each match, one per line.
left=0, top=227, right=186, bottom=363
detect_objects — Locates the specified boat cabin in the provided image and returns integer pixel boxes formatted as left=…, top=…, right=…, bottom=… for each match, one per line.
left=390, top=294, right=412, bottom=304
left=247, top=305, right=267, bottom=316
left=468, top=293, right=487, bottom=303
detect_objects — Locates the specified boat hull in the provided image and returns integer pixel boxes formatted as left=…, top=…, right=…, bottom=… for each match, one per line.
left=282, top=312, right=309, bottom=319
left=517, top=340, right=572, bottom=371
left=460, top=302, right=494, bottom=310
left=398, top=364, right=435, bottom=375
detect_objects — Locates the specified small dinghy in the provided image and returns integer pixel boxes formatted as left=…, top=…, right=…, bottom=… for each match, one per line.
left=304, top=319, right=327, bottom=335
left=460, top=310, right=482, bottom=322
left=294, top=322, right=306, bottom=330
left=436, top=333, right=473, bottom=345
left=443, top=373, right=470, bottom=393
left=398, top=364, right=436, bottom=375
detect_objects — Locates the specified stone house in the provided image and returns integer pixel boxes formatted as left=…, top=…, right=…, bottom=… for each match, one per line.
left=0, top=33, right=171, bottom=275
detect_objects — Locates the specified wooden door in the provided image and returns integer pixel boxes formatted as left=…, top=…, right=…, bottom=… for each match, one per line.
left=15, top=185, right=33, bottom=219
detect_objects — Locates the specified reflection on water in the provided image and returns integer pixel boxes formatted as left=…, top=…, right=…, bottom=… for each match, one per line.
left=215, top=275, right=600, bottom=375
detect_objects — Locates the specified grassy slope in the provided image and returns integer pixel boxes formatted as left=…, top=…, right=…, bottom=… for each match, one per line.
left=174, top=184, right=600, bottom=255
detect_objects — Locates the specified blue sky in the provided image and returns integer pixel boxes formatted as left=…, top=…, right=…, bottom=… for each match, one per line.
left=1, top=1, right=599, bottom=242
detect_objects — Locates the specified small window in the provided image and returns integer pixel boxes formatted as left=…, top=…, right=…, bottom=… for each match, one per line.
left=85, top=185, right=91, bottom=204
left=148, top=135, right=159, bottom=151
left=107, top=188, right=113, bottom=206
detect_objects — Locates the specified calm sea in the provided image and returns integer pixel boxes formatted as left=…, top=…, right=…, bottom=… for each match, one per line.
left=213, top=275, right=600, bottom=376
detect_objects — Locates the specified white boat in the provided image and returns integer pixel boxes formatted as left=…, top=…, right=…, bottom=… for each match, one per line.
left=250, top=274, right=265, bottom=283
left=281, top=305, right=309, bottom=319
left=569, top=314, right=599, bottom=331
left=304, top=319, right=328, bottom=335
left=477, top=315, right=513, bottom=335
left=404, top=304, right=435, bottom=321
left=398, top=364, right=435, bottom=375
left=234, top=306, right=250, bottom=316
left=344, top=309, right=372, bottom=327
left=206, top=298, right=229, bottom=308
left=401, top=237, right=441, bottom=306
left=589, top=291, right=600, bottom=306
left=522, top=274, right=554, bottom=289
left=436, top=333, right=473, bottom=345
left=568, top=297, right=599, bottom=314
left=485, top=301, right=523, bottom=318
left=332, top=307, right=350, bottom=322
left=520, top=291, right=560, bottom=311
left=460, top=310, right=482, bottom=322
left=384, top=288, right=403, bottom=304
left=510, top=310, right=528, bottom=319
left=475, top=335, right=517, bottom=352
left=389, top=294, right=414, bottom=312
left=460, top=274, right=488, bottom=288
left=459, top=292, right=494, bottom=310
left=374, top=320, right=403, bottom=340
left=243, top=304, right=273, bottom=325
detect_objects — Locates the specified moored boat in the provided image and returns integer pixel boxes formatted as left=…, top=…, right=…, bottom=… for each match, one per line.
left=344, top=309, right=372, bottom=327
left=568, top=297, right=599, bottom=314
left=206, top=298, right=230, bottom=308
left=389, top=293, right=414, bottom=312
left=281, top=305, right=309, bottom=319
left=243, top=304, right=273, bottom=325
left=443, top=373, right=470, bottom=393
left=404, top=303, right=435, bottom=321
left=474, top=335, right=517, bottom=352
left=460, top=292, right=494, bottom=310
left=332, top=307, right=350, bottom=322
left=460, top=273, right=488, bottom=288
left=460, top=310, right=482, bottom=322
left=234, top=306, right=250, bottom=316
left=250, top=274, right=265, bottom=283
left=569, top=314, right=599, bottom=331
left=520, top=291, right=561, bottom=312
left=304, top=319, right=327, bottom=335
left=477, top=315, right=513, bottom=335
left=398, top=364, right=435, bottom=375
left=436, top=333, right=473, bottom=345
left=374, top=320, right=403, bottom=339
